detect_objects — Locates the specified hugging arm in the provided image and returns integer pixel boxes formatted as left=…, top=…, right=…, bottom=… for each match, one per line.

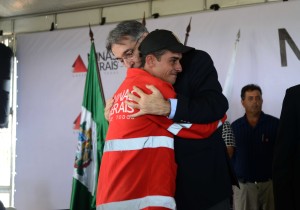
left=126, top=50, right=228, bottom=124
left=125, top=85, right=171, bottom=118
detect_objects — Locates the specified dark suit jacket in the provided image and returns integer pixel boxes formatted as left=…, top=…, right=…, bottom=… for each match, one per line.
left=273, top=84, right=300, bottom=210
left=173, top=49, right=237, bottom=210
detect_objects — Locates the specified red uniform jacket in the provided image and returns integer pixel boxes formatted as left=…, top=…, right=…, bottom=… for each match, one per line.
left=96, top=68, right=225, bottom=210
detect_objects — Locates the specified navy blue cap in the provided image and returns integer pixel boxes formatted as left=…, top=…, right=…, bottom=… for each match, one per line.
left=139, top=29, right=193, bottom=55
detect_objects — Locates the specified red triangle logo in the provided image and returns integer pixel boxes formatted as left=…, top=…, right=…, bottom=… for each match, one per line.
left=72, top=55, right=87, bottom=73
left=73, top=112, right=81, bottom=130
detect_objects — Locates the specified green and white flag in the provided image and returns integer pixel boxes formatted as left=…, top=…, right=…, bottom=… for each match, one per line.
left=70, top=38, right=108, bottom=210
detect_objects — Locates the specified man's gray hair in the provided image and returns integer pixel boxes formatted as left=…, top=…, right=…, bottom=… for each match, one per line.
left=106, top=20, right=148, bottom=52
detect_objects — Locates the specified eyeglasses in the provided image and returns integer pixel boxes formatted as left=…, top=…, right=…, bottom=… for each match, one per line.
left=115, top=36, right=142, bottom=64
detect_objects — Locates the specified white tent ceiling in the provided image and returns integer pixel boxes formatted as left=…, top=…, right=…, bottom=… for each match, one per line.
left=0, top=0, right=281, bottom=19
left=0, top=0, right=144, bottom=18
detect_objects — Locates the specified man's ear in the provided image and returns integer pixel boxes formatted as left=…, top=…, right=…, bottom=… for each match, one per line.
left=145, top=54, right=155, bottom=67
left=141, top=32, right=148, bottom=41
left=241, top=99, right=245, bottom=108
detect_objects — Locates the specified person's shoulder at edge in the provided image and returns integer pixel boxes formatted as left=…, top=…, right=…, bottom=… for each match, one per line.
left=287, top=84, right=300, bottom=93
left=0, top=200, right=4, bottom=210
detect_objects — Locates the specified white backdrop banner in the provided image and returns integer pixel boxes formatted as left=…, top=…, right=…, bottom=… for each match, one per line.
left=16, top=1, right=300, bottom=209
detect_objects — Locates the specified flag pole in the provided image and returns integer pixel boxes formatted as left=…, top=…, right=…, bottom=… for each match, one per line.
left=142, top=11, right=146, bottom=26
left=184, top=17, right=192, bottom=46
left=89, top=24, right=106, bottom=106
left=222, top=29, right=241, bottom=99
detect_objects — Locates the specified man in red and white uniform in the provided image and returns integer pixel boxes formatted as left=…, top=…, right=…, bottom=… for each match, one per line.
left=96, top=30, right=225, bottom=210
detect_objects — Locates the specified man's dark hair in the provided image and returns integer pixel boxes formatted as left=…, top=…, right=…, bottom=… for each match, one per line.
left=106, top=20, right=148, bottom=52
left=241, top=84, right=262, bottom=100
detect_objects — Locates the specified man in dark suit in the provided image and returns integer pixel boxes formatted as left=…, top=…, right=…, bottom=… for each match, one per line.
left=170, top=48, right=235, bottom=210
left=273, top=84, right=300, bottom=210
left=105, top=20, right=237, bottom=210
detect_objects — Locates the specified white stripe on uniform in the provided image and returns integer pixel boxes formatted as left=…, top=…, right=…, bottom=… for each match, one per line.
left=97, top=195, right=176, bottom=210
left=104, top=136, right=174, bottom=152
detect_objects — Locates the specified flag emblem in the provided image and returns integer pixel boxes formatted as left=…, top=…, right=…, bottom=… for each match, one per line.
left=74, top=121, right=92, bottom=175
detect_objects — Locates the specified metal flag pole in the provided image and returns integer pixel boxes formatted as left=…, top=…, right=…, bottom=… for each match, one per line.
left=222, top=29, right=241, bottom=99
left=142, top=11, right=146, bottom=26
left=184, top=17, right=192, bottom=45
left=89, top=24, right=106, bottom=106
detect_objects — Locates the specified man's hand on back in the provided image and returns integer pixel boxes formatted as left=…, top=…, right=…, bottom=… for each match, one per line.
left=126, top=85, right=171, bottom=118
